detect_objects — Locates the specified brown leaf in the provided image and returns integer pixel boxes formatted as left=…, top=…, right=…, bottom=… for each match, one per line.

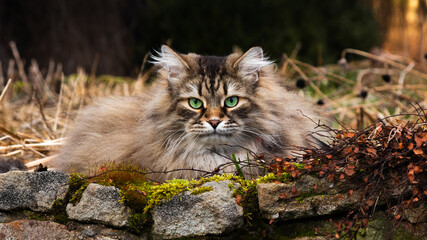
left=291, top=187, right=298, bottom=196
left=328, top=174, right=335, bottom=181
left=366, top=148, right=377, bottom=155
left=361, top=219, right=369, bottom=227
left=291, top=170, right=297, bottom=178
left=414, top=133, right=427, bottom=148
left=413, top=148, right=424, bottom=155
left=269, top=219, right=275, bottom=225
left=394, top=214, right=401, bottom=220
left=338, top=194, right=343, bottom=200
left=235, top=195, right=242, bottom=205
left=366, top=199, right=374, bottom=207
left=344, top=132, right=355, bottom=138
left=408, top=142, right=414, bottom=150
left=348, top=190, right=354, bottom=196
left=279, top=192, right=288, bottom=199
left=345, top=168, right=355, bottom=176
left=408, top=169, right=415, bottom=182
left=313, top=184, right=317, bottom=190
left=326, top=154, right=332, bottom=159
left=340, top=174, right=345, bottom=180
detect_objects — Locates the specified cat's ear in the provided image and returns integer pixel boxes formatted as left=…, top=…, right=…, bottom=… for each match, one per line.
left=233, top=47, right=272, bottom=81
left=151, top=45, right=189, bottom=83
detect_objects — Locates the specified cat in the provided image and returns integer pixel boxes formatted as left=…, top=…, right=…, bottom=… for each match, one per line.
left=50, top=46, right=326, bottom=182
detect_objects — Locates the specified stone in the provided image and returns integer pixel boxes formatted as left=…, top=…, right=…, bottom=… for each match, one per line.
left=258, top=181, right=359, bottom=220
left=402, top=202, right=427, bottom=224
left=66, top=183, right=131, bottom=227
left=152, top=180, right=244, bottom=239
left=0, top=171, right=69, bottom=212
left=0, top=220, right=79, bottom=239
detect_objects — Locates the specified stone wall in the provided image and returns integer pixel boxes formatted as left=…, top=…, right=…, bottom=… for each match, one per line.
left=0, top=171, right=425, bottom=239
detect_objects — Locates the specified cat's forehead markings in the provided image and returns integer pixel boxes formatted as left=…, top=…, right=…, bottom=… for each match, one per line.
left=197, top=56, right=227, bottom=94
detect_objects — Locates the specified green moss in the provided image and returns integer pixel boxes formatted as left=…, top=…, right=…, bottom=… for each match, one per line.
left=256, top=173, right=277, bottom=183
left=191, top=186, right=213, bottom=195
left=68, top=173, right=90, bottom=204
left=51, top=197, right=69, bottom=224
left=24, top=210, right=50, bottom=221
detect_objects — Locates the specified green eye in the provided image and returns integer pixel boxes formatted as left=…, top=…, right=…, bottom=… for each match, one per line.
left=188, top=98, right=203, bottom=109
left=224, top=96, right=239, bottom=108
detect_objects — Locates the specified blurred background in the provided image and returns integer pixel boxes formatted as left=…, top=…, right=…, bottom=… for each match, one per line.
left=0, top=0, right=426, bottom=76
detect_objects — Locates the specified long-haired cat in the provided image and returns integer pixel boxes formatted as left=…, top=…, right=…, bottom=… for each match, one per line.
left=50, top=46, right=326, bottom=182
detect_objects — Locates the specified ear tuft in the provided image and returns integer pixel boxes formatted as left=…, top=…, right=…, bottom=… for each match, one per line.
left=234, top=47, right=273, bottom=79
left=150, top=45, right=189, bottom=81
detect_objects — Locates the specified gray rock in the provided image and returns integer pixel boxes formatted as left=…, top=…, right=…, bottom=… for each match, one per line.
left=152, top=180, right=244, bottom=239
left=258, top=182, right=359, bottom=220
left=0, top=220, right=79, bottom=240
left=402, top=202, right=427, bottom=224
left=0, top=171, right=69, bottom=212
left=66, top=183, right=131, bottom=227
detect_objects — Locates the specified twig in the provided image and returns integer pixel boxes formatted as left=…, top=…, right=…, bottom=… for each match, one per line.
left=53, top=73, right=65, bottom=132
left=0, top=78, right=13, bottom=104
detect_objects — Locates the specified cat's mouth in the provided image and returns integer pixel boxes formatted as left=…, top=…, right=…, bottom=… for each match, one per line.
left=201, top=131, right=233, bottom=137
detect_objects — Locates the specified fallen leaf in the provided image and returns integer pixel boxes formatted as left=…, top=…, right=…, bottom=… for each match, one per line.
left=366, top=199, right=374, bottom=207
left=326, top=154, right=332, bottom=159
left=279, top=192, right=287, bottom=199
left=328, top=174, right=335, bottom=181
left=291, top=187, right=298, bottom=196
left=345, top=168, right=355, bottom=176
left=366, top=148, right=377, bottom=155
left=344, top=132, right=355, bottom=138
left=413, top=148, right=424, bottom=155
left=235, top=195, right=242, bottom=205
left=408, top=169, right=415, bottom=182
left=348, top=190, right=354, bottom=196
left=361, top=219, right=369, bottom=227
left=408, top=142, right=414, bottom=150
left=313, top=184, right=317, bottom=190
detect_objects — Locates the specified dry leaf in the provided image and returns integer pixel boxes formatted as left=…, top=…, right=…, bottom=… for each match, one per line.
left=413, top=148, right=423, bottom=155
left=279, top=192, right=287, bottom=199
left=235, top=194, right=242, bottom=205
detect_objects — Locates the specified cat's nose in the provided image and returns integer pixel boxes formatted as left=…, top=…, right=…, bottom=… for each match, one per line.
left=208, top=119, right=222, bottom=129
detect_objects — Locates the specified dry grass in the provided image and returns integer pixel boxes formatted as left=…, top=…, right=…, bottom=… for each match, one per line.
left=0, top=43, right=426, bottom=170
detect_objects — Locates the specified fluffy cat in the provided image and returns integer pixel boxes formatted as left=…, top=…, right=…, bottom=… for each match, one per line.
left=50, top=46, right=326, bottom=182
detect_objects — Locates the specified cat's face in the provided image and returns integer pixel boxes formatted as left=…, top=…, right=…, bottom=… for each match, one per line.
left=152, top=46, right=272, bottom=148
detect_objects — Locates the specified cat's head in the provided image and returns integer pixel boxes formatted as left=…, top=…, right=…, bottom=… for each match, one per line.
left=151, top=45, right=278, bottom=150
